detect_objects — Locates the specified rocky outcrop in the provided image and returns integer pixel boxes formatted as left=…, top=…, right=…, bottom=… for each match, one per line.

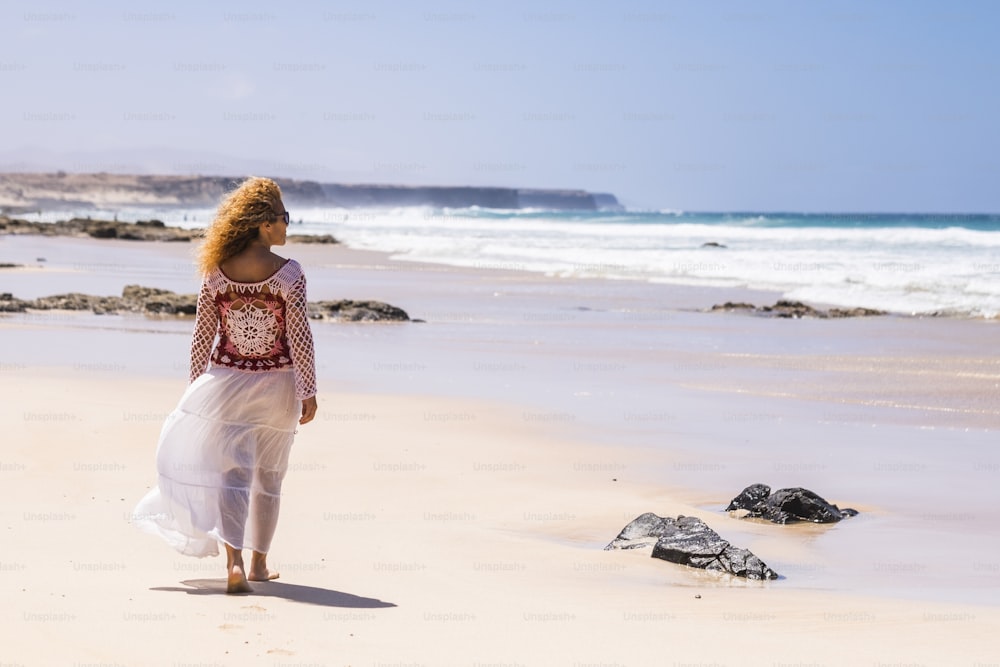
left=0, top=216, right=200, bottom=241
left=308, top=300, right=410, bottom=322
left=121, top=285, right=198, bottom=315
left=1, top=285, right=197, bottom=315
left=726, top=483, right=858, bottom=524
left=606, top=513, right=779, bottom=580
left=0, top=293, right=30, bottom=313
left=710, top=299, right=886, bottom=318
left=288, top=233, right=338, bottom=244
left=1, top=288, right=411, bottom=321
left=0, top=216, right=338, bottom=244
left=0, top=172, right=618, bottom=211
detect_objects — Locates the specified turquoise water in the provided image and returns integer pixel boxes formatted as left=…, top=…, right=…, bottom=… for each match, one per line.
left=436, top=209, right=1000, bottom=232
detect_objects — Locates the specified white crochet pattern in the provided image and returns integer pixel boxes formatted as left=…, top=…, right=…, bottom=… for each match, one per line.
left=189, top=259, right=317, bottom=400
left=226, top=302, right=279, bottom=356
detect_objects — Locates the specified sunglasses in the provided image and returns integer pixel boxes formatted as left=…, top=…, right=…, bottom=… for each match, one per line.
left=278, top=211, right=290, bottom=225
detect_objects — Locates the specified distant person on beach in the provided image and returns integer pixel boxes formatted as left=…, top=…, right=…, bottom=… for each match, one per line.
left=134, top=177, right=318, bottom=593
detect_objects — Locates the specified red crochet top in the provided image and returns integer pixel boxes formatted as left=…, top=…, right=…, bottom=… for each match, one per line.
left=189, top=259, right=317, bottom=400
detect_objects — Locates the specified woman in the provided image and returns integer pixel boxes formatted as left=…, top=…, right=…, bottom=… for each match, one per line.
left=135, top=177, right=318, bottom=593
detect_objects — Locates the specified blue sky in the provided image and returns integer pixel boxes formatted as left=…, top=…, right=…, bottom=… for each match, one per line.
left=1, top=0, right=998, bottom=211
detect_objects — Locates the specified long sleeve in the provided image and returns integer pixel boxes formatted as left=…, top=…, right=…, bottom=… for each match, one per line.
left=284, top=271, right=317, bottom=400
left=189, top=279, right=219, bottom=382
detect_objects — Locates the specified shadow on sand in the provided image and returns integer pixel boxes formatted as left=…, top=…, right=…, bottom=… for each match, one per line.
left=151, top=579, right=397, bottom=608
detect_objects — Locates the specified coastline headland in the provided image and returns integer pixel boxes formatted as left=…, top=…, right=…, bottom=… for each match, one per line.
left=0, top=172, right=620, bottom=212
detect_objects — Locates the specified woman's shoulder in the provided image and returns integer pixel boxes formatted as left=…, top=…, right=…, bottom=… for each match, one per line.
left=279, top=256, right=303, bottom=275
left=275, top=257, right=306, bottom=285
left=202, top=265, right=226, bottom=286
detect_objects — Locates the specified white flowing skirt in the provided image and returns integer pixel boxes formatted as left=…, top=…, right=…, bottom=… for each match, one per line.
left=134, top=366, right=299, bottom=557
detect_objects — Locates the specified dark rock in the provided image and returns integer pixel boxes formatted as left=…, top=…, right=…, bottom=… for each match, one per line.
left=828, top=306, right=887, bottom=318
left=0, top=293, right=29, bottom=313
left=122, top=285, right=197, bottom=315
left=701, top=242, right=727, bottom=248
left=606, top=512, right=779, bottom=580
left=726, top=483, right=771, bottom=512
left=287, top=234, right=338, bottom=244
left=30, top=293, right=116, bottom=311
left=3, top=285, right=406, bottom=321
left=709, top=299, right=886, bottom=318
left=121, top=285, right=173, bottom=301
left=726, top=483, right=859, bottom=524
left=762, top=300, right=819, bottom=318
left=605, top=512, right=677, bottom=550
left=86, top=224, right=119, bottom=239
left=0, top=263, right=24, bottom=268
left=710, top=301, right=756, bottom=311
left=16, top=286, right=196, bottom=316
left=142, top=298, right=197, bottom=315
left=0, top=215, right=338, bottom=244
left=309, top=299, right=410, bottom=322
left=0, top=216, right=203, bottom=242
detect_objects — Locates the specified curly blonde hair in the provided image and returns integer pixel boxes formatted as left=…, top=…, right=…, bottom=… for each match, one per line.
left=196, top=177, right=284, bottom=275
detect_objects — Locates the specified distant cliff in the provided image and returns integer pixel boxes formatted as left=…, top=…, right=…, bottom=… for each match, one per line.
left=0, top=172, right=620, bottom=212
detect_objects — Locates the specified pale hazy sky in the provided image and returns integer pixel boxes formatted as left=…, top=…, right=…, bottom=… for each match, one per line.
left=2, top=0, right=998, bottom=211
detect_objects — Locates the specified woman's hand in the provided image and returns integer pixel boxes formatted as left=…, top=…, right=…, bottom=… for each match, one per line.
left=299, top=396, right=318, bottom=425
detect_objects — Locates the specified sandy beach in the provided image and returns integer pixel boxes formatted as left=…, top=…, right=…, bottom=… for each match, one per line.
left=2, top=235, right=999, bottom=665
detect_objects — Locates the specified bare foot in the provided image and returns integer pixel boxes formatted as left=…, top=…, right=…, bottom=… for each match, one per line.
left=226, top=564, right=253, bottom=594
left=247, top=567, right=279, bottom=582
left=248, top=552, right=279, bottom=582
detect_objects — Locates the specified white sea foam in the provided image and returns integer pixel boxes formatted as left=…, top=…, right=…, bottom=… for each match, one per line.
left=316, top=208, right=1000, bottom=317
left=22, top=206, right=1000, bottom=317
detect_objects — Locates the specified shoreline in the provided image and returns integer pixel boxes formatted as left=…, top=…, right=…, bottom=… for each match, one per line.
left=2, top=233, right=999, bottom=662
left=3, top=235, right=999, bottom=429
left=8, top=212, right=998, bottom=320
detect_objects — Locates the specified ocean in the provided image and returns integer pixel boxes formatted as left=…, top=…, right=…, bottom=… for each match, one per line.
left=24, top=207, right=1000, bottom=318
